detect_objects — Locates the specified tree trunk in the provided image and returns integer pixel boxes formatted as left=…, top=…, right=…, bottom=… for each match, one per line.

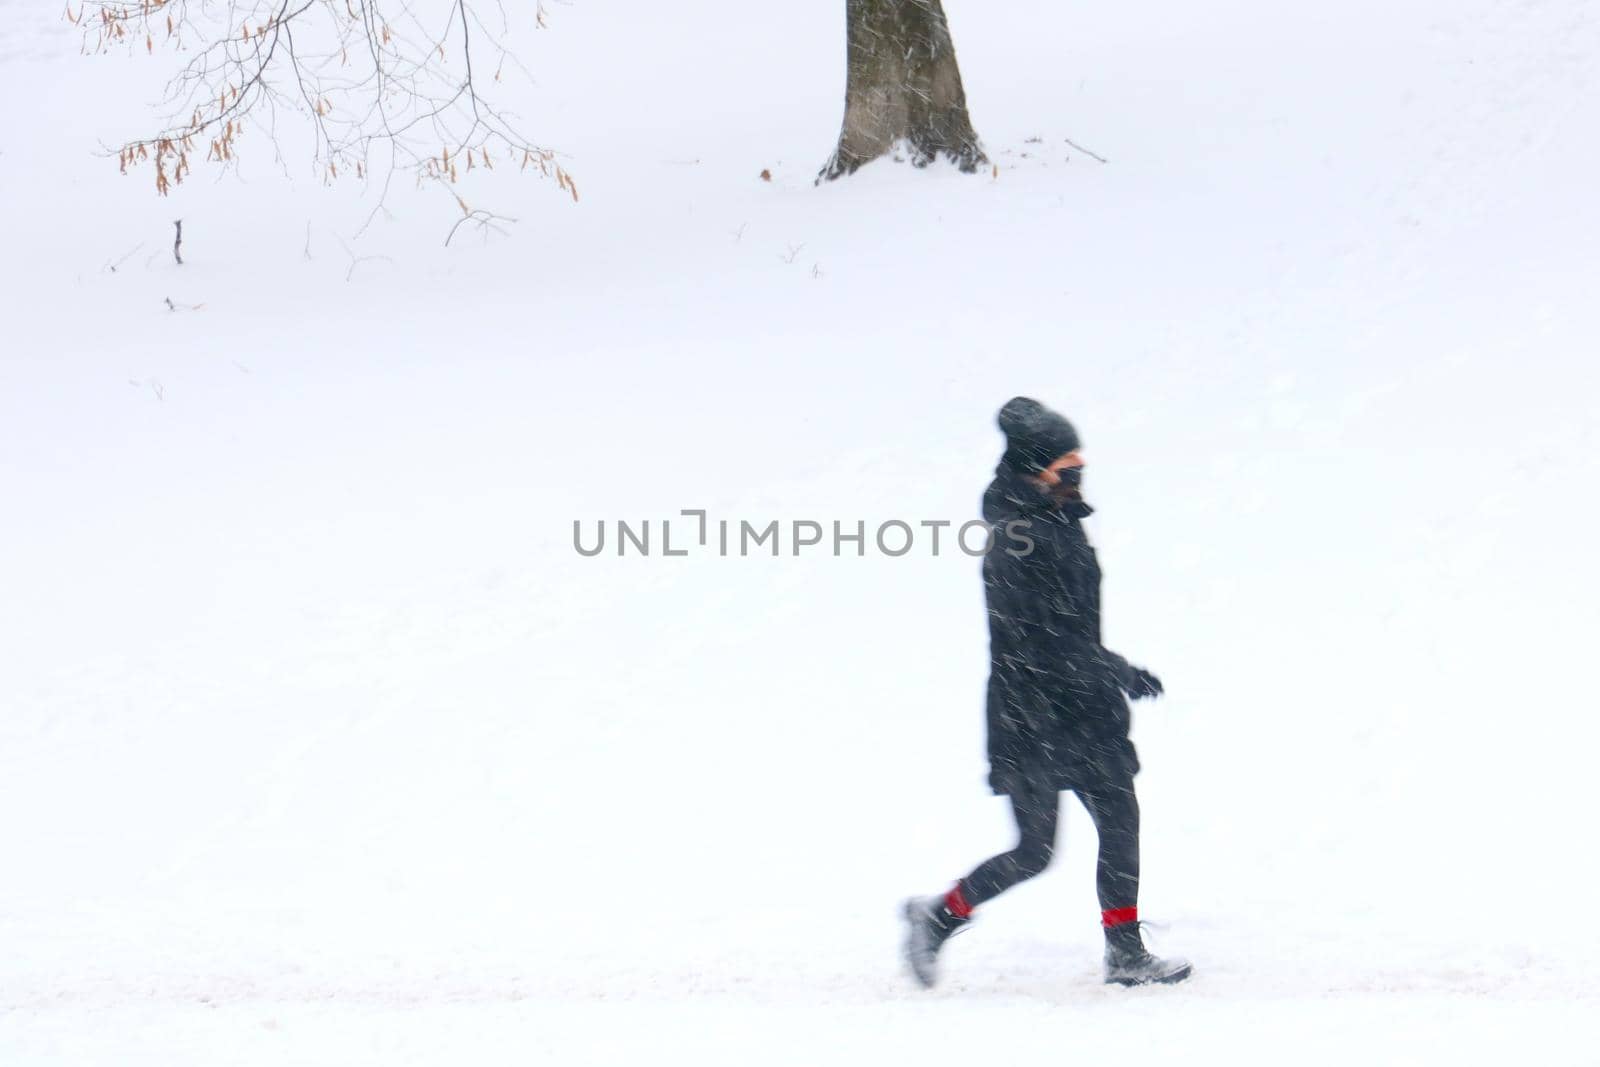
left=819, top=0, right=987, bottom=182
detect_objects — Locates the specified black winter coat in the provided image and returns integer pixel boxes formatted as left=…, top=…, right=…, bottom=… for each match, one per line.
left=982, top=466, right=1140, bottom=796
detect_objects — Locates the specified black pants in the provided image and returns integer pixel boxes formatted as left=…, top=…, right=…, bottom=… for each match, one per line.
left=961, top=777, right=1139, bottom=911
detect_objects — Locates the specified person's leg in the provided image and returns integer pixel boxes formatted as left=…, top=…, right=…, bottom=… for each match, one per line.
left=1079, top=778, right=1191, bottom=984
left=902, top=783, right=1063, bottom=988
left=1076, top=778, right=1140, bottom=924
left=947, top=784, right=1061, bottom=916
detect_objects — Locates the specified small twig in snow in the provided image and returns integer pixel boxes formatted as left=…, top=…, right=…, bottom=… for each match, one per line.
left=1063, top=136, right=1108, bottom=164
left=173, top=219, right=183, bottom=265
left=104, top=243, right=145, bottom=273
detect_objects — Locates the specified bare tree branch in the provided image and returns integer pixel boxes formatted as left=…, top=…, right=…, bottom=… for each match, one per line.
left=74, top=0, right=576, bottom=206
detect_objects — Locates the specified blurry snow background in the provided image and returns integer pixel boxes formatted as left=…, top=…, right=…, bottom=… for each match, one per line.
left=2, top=0, right=1598, bottom=1063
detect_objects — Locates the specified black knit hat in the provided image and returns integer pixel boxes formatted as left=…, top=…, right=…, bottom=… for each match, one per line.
left=998, top=396, right=1080, bottom=473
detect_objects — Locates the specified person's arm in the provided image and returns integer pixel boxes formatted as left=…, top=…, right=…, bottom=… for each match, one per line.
left=1035, top=538, right=1164, bottom=701
left=1099, top=648, right=1163, bottom=700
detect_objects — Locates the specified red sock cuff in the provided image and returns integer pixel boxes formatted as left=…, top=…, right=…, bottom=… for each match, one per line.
left=1101, top=906, right=1138, bottom=928
left=945, top=883, right=974, bottom=919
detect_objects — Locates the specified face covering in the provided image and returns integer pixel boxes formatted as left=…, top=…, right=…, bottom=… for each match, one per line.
left=1048, top=466, right=1084, bottom=504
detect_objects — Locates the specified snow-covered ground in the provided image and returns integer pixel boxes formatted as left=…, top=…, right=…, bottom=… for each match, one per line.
left=3, top=0, right=1599, bottom=1062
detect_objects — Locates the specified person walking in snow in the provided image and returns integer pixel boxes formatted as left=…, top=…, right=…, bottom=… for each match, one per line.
left=902, top=397, right=1192, bottom=988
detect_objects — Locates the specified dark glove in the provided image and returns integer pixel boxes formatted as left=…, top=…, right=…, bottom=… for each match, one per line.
left=1121, top=664, right=1164, bottom=700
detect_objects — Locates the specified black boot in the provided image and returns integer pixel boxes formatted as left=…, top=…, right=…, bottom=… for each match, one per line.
left=1103, top=921, right=1192, bottom=986
left=901, top=896, right=971, bottom=988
